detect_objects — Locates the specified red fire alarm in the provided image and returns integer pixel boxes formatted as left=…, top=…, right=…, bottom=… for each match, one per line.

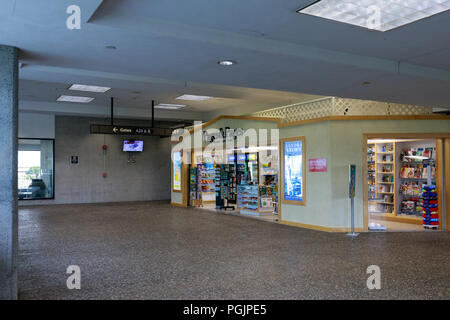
left=102, top=145, right=108, bottom=150
left=102, top=173, right=107, bottom=178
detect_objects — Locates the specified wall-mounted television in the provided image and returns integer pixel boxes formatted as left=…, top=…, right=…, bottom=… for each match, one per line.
left=123, top=140, right=144, bottom=152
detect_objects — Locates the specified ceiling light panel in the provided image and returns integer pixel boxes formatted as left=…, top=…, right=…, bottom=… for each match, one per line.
left=154, top=104, right=187, bottom=110
left=69, top=84, right=111, bottom=93
left=176, top=94, right=212, bottom=101
left=297, top=0, right=450, bottom=32
left=57, top=95, right=95, bottom=103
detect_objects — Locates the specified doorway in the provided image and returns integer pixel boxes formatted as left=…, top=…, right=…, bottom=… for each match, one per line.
left=364, top=135, right=448, bottom=232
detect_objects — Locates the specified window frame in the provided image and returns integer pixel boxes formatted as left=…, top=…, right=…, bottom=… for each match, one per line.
left=18, top=138, right=55, bottom=201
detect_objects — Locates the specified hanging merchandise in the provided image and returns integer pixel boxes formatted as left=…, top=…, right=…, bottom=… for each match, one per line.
left=189, top=166, right=198, bottom=206
left=237, top=153, right=259, bottom=214
left=215, top=165, right=224, bottom=208
left=422, top=185, right=439, bottom=229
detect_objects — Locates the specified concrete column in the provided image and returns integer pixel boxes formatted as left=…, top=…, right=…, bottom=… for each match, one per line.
left=0, top=45, right=19, bottom=300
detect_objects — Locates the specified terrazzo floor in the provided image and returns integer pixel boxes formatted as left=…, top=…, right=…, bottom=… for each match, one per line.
left=18, top=201, right=450, bottom=300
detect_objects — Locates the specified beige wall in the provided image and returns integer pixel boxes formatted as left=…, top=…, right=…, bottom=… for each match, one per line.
left=280, top=119, right=450, bottom=231
left=279, top=121, right=333, bottom=228
left=171, top=117, right=449, bottom=232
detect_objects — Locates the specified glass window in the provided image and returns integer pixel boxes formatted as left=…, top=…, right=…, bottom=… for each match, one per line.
left=18, top=139, right=54, bottom=200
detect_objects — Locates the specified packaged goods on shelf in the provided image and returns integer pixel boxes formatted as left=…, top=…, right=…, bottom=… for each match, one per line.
left=422, top=185, right=439, bottom=228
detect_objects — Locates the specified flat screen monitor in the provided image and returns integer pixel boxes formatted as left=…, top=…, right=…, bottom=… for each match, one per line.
left=123, top=140, right=144, bottom=152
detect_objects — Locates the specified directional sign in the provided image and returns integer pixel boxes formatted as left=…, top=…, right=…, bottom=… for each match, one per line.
left=90, top=124, right=173, bottom=137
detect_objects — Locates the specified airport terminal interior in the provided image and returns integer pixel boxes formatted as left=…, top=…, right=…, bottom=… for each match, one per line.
left=0, top=1, right=450, bottom=301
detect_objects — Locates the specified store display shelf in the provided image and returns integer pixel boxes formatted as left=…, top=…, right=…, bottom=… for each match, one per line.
left=369, top=211, right=393, bottom=215
left=370, top=212, right=422, bottom=224
left=378, top=162, right=394, bottom=164
left=399, top=212, right=421, bottom=216
left=369, top=201, right=394, bottom=205
left=377, top=182, right=394, bottom=184
left=239, top=209, right=259, bottom=215
left=401, top=162, right=425, bottom=165
left=377, top=192, right=394, bottom=194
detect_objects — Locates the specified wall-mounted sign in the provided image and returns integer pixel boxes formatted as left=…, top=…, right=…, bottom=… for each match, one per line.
left=71, top=156, right=78, bottom=164
left=308, top=158, right=327, bottom=172
left=284, top=140, right=303, bottom=202
left=173, top=151, right=182, bottom=191
left=203, top=127, right=244, bottom=143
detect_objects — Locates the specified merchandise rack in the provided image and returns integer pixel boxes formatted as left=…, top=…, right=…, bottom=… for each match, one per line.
left=197, top=163, right=216, bottom=206
left=238, top=184, right=259, bottom=213
left=369, top=142, right=396, bottom=216
left=398, top=148, right=436, bottom=218
left=368, top=141, right=437, bottom=225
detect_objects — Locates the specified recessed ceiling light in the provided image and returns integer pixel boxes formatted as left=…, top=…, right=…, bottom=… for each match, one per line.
left=297, top=0, right=450, bottom=32
left=57, top=95, right=95, bottom=103
left=218, top=60, right=236, bottom=66
left=69, top=84, right=111, bottom=93
left=154, top=103, right=187, bottom=110
left=176, top=94, right=212, bottom=101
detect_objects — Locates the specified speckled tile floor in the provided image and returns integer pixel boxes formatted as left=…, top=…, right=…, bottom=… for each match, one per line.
left=18, top=201, right=450, bottom=300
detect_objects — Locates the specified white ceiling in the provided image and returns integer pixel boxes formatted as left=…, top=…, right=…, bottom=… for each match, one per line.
left=1, top=0, right=449, bottom=121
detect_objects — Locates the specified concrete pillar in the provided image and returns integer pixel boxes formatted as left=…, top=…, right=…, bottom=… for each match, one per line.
left=0, top=45, right=19, bottom=300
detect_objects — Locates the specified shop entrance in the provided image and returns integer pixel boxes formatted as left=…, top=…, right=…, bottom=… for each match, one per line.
left=364, top=135, right=448, bottom=232
left=187, top=147, right=279, bottom=222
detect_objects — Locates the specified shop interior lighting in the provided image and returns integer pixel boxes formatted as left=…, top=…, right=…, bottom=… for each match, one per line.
left=404, top=155, right=431, bottom=160
left=297, top=0, right=450, bottom=32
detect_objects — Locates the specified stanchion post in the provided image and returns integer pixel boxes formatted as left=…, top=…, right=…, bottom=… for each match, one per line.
left=347, top=164, right=359, bottom=237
